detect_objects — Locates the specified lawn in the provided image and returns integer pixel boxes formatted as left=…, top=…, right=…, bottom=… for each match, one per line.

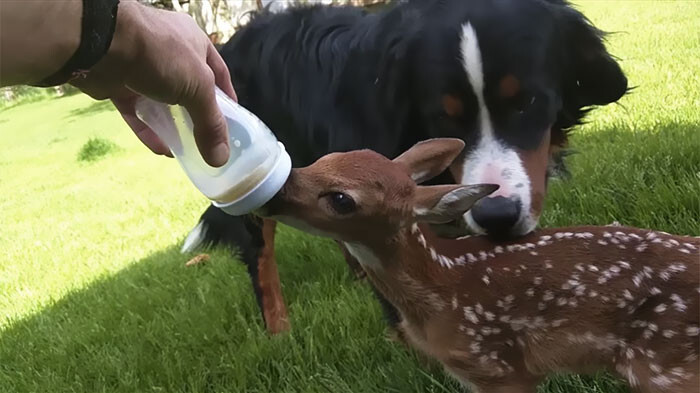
left=1, top=2, right=698, bottom=392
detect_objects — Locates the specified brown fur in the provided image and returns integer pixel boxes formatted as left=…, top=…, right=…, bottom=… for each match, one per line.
left=518, top=129, right=551, bottom=217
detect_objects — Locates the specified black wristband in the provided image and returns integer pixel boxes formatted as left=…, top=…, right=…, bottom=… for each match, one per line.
left=35, top=0, right=120, bottom=87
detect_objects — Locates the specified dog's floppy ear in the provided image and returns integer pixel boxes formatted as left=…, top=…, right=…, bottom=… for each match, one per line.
left=560, top=7, right=628, bottom=106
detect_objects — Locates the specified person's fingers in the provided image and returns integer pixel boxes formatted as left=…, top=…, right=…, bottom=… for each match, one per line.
left=181, top=71, right=230, bottom=167
left=111, top=95, right=172, bottom=157
left=206, top=43, right=237, bottom=102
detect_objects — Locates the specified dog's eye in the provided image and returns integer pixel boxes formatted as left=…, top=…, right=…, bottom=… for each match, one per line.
left=515, top=95, right=536, bottom=114
left=326, top=192, right=356, bottom=215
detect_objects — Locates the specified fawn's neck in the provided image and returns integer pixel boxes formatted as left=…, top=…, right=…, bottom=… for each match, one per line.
left=345, top=222, right=482, bottom=322
left=344, top=223, right=599, bottom=322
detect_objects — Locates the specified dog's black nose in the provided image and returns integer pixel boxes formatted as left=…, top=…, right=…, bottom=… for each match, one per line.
left=471, top=196, right=521, bottom=236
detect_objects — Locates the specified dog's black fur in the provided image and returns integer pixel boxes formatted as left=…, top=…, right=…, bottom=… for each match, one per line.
left=184, top=0, right=627, bottom=330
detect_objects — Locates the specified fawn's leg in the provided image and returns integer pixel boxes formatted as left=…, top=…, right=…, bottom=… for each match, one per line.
left=335, top=242, right=407, bottom=345
left=336, top=240, right=366, bottom=279
left=244, top=216, right=290, bottom=334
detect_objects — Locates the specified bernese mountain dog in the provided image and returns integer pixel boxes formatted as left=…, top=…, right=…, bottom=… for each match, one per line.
left=181, top=0, right=628, bottom=334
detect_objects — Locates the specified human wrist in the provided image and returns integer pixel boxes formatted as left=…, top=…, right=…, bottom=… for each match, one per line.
left=101, top=1, right=143, bottom=73
left=0, top=0, right=82, bottom=86
left=35, top=0, right=122, bottom=87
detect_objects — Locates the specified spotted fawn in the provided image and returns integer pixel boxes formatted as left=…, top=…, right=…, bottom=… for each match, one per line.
left=258, top=138, right=699, bottom=393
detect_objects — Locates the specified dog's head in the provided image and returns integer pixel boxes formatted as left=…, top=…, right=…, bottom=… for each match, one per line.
left=387, top=0, right=627, bottom=238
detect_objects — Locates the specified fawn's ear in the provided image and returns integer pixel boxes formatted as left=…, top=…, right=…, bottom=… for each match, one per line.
left=393, top=138, right=465, bottom=184
left=414, top=184, right=499, bottom=224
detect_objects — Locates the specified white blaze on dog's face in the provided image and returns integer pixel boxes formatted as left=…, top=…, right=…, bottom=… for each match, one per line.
left=453, top=23, right=547, bottom=237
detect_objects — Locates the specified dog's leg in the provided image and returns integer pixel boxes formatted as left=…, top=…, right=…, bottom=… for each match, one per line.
left=254, top=218, right=290, bottom=334
left=336, top=240, right=366, bottom=280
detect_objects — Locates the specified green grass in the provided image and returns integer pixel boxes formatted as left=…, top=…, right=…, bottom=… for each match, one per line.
left=0, top=2, right=698, bottom=392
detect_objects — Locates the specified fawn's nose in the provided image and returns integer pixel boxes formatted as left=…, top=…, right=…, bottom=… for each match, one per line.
left=470, top=196, right=521, bottom=236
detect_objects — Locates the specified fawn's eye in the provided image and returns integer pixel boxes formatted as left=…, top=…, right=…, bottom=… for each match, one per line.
left=326, top=192, right=356, bottom=215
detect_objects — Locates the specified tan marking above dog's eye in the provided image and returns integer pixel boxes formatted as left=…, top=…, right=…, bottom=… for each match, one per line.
left=499, top=74, right=520, bottom=99
left=442, top=95, right=464, bottom=117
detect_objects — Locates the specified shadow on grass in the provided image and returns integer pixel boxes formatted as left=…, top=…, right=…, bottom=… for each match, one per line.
left=0, top=234, right=407, bottom=393
left=541, top=120, right=700, bottom=235
left=0, top=245, right=264, bottom=392
left=65, top=100, right=114, bottom=119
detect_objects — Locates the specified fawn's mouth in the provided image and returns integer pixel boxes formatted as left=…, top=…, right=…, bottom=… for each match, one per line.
left=252, top=205, right=271, bottom=218
left=254, top=194, right=285, bottom=218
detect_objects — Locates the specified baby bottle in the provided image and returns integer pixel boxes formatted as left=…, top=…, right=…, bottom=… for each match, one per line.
left=134, top=87, right=291, bottom=216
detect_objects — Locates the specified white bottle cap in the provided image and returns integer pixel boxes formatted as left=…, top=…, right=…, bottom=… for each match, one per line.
left=211, top=142, right=291, bottom=216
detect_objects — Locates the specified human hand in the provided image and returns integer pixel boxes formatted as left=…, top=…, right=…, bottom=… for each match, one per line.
left=70, top=1, right=236, bottom=167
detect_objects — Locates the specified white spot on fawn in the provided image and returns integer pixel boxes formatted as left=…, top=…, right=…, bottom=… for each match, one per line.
left=670, top=293, right=687, bottom=312
left=650, top=375, right=674, bottom=388
left=464, top=306, right=479, bottom=324
left=617, top=261, right=631, bottom=269
left=623, top=289, right=634, bottom=301
left=551, top=319, right=568, bottom=327
left=662, top=330, right=676, bottom=338
left=542, top=291, right=555, bottom=302
left=632, top=272, right=645, bottom=287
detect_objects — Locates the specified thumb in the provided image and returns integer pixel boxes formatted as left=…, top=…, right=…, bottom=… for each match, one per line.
left=182, top=75, right=230, bottom=167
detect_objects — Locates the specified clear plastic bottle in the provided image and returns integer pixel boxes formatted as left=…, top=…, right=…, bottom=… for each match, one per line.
left=134, top=87, right=291, bottom=216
